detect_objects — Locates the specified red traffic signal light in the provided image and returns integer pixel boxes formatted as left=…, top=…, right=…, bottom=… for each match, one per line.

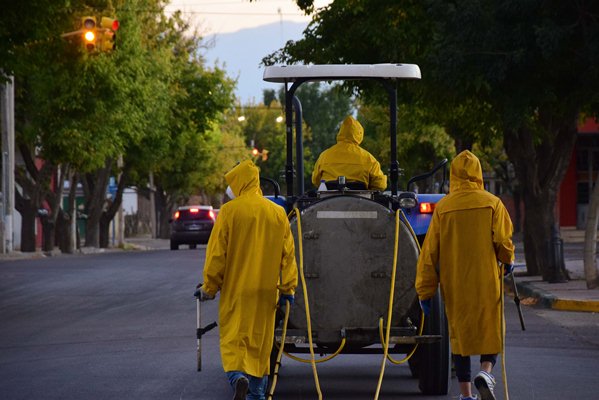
left=99, top=17, right=118, bottom=51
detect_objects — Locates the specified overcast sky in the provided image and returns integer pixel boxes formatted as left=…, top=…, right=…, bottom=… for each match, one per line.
left=166, top=0, right=332, bottom=35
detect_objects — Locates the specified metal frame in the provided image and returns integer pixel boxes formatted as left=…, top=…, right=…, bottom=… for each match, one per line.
left=264, top=64, right=422, bottom=200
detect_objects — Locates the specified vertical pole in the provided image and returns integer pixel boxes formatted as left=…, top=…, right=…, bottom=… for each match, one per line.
left=284, top=82, right=294, bottom=198
left=117, top=155, right=124, bottom=247
left=382, top=80, right=399, bottom=196
left=1, top=75, right=15, bottom=253
left=70, top=188, right=77, bottom=251
left=149, top=171, right=156, bottom=239
left=293, top=96, right=304, bottom=196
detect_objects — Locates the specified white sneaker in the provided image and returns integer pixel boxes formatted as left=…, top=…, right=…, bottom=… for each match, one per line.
left=459, top=395, right=478, bottom=400
left=474, top=371, right=496, bottom=400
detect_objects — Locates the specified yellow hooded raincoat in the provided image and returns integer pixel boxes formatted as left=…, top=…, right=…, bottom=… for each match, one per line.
left=311, top=116, right=387, bottom=190
left=201, top=160, right=298, bottom=377
left=415, top=150, right=514, bottom=356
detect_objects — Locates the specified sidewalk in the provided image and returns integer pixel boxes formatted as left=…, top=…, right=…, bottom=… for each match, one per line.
left=512, top=228, right=599, bottom=313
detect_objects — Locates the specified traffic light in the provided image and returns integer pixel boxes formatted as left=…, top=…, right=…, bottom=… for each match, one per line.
left=250, top=147, right=268, bottom=161
left=99, top=17, right=119, bottom=52
left=81, top=16, right=97, bottom=51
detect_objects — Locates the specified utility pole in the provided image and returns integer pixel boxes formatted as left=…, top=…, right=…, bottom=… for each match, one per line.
left=1, top=74, right=15, bottom=253
left=117, top=155, right=124, bottom=247
left=149, top=171, right=156, bottom=239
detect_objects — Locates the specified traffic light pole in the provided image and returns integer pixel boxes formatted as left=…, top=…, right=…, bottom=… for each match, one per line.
left=1, top=74, right=15, bottom=253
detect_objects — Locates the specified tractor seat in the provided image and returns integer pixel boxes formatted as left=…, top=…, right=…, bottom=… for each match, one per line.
left=325, top=180, right=368, bottom=190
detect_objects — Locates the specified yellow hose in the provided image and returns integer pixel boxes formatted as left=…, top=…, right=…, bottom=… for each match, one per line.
left=280, top=339, right=346, bottom=363
left=377, top=312, right=424, bottom=365
left=378, top=210, right=425, bottom=365
left=373, top=210, right=401, bottom=399
left=267, top=299, right=291, bottom=400
left=293, top=207, right=323, bottom=400
left=501, top=267, right=509, bottom=400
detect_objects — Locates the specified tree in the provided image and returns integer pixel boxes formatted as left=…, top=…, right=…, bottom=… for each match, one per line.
left=359, top=103, right=455, bottom=191
left=268, top=0, right=599, bottom=280
left=4, top=0, right=237, bottom=250
left=583, top=181, right=599, bottom=289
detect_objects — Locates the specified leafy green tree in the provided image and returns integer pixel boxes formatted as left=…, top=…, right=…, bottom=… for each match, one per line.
left=232, top=101, right=288, bottom=185
left=4, top=0, right=237, bottom=250
left=268, top=0, right=599, bottom=280
left=8, top=0, right=131, bottom=251
left=359, top=104, right=455, bottom=191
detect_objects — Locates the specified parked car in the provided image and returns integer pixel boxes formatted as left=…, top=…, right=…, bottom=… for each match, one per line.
left=170, top=205, right=215, bottom=250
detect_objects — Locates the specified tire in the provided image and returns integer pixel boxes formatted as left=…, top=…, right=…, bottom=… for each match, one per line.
left=417, top=290, right=451, bottom=395
left=408, top=354, right=419, bottom=378
left=170, top=241, right=179, bottom=250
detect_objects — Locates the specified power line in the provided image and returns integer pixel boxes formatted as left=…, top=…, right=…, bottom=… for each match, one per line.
left=163, top=10, right=305, bottom=16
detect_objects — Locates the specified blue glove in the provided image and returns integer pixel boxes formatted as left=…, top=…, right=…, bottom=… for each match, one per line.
left=194, top=286, right=215, bottom=301
left=419, top=299, right=432, bottom=316
left=503, top=263, right=514, bottom=276
left=279, top=294, right=294, bottom=308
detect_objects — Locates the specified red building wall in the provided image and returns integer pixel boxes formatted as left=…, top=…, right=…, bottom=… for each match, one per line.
left=559, top=117, right=599, bottom=227
left=559, top=149, right=577, bottom=227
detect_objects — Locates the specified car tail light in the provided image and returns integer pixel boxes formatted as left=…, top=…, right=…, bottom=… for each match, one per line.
left=419, top=202, right=435, bottom=214
left=190, top=208, right=199, bottom=213
left=208, top=210, right=215, bottom=220
left=174, top=211, right=180, bottom=219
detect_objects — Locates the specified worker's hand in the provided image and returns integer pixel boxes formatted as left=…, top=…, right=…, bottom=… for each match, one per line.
left=419, top=298, right=432, bottom=316
left=194, top=286, right=215, bottom=302
left=279, top=294, right=294, bottom=308
left=503, top=263, right=514, bottom=276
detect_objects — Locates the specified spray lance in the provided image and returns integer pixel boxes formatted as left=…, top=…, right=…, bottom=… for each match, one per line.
left=506, top=265, right=526, bottom=331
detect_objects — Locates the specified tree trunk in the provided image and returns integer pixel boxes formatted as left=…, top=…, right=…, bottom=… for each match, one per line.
left=14, top=143, right=54, bottom=252
left=99, top=167, right=128, bottom=248
left=583, top=177, right=599, bottom=289
left=42, top=164, right=67, bottom=253
left=504, top=116, right=578, bottom=280
left=155, top=186, right=176, bottom=239
left=521, top=196, right=555, bottom=278
left=83, top=160, right=112, bottom=247
left=18, top=201, right=37, bottom=252
left=40, top=217, right=55, bottom=253
left=56, top=209, right=73, bottom=254
left=513, top=188, right=522, bottom=233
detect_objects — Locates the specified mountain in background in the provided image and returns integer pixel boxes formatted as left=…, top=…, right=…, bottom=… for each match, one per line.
left=203, top=21, right=307, bottom=104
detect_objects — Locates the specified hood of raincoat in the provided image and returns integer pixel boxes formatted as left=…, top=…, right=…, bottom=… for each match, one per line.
left=225, top=159, right=262, bottom=197
left=449, top=150, right=484, bottom=192
left=336, top=115, right=363, bottom=145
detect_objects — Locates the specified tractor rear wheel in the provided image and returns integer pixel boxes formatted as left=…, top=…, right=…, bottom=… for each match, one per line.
left=417, top=291, right=451, bottom=395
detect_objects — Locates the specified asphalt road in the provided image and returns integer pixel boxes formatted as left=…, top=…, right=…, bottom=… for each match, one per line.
left=1, top=249, right=598, bottom=399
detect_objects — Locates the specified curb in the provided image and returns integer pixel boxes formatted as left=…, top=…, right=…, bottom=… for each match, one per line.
left=515, top=281, right=599, bottom=313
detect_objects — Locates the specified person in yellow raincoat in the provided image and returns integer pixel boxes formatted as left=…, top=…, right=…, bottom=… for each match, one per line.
left=196, top=160, right=298, bottom=400
left=311, top=115, right=387, bottom=190
left=415, top=150, right=514, bottom=400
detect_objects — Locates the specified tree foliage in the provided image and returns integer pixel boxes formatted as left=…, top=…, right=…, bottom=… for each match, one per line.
left=2, top=0, right=237, bottom=250
left=267, top=0, right=599, bottom=279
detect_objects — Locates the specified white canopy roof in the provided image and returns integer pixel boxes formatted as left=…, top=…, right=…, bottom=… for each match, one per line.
left=263, top=63, right=421, bottom=83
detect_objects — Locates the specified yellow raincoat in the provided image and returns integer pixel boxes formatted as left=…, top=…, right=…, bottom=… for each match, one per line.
left=201, top=160, right=298, bottom=377
left=311, top=116, right=387, bottom=190
left=415, top=150, right=514, bottom=356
